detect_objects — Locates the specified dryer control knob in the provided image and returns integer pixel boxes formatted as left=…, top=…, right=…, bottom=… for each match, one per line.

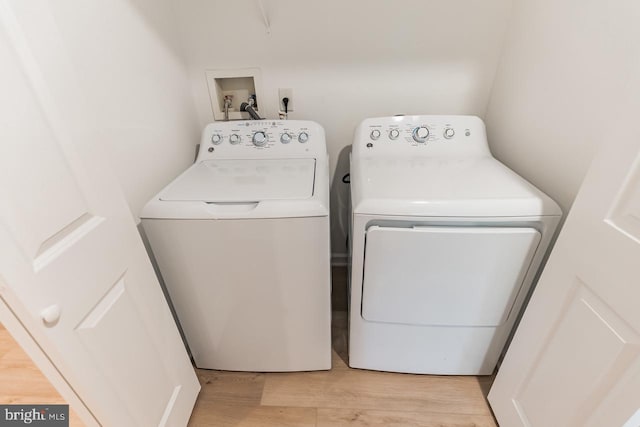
left=211, top=133, right=223, bottom=145
left=229, top=134, right=241, bottom=145
left=412, top=126, right=430, bottom=143
left=252, top=131, right=267, bottom=146
left=280, top=133, right=292, bottom=144
left=298, top=132, right=309, bottom=143
left=389, top=129, right=400, bottom=140
left=370, top=129, right=381, bottom=140
left=444, top=128, right=455, bottom=139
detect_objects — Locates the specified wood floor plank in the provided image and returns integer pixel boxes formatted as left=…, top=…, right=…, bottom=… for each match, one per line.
left=262, top=369, right=492, bottom=416
left=317, top=408, right=497, bottom=427
left=2, top=344, right=43, bottom=366
left=195, top=369, right=266, bottom=404
left=188, top=404, right=317, bottom=427
left=190, top=369, right=316, bottom=426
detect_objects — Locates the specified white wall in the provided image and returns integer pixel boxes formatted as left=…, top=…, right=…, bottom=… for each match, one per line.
left=42, top=0, right=199, bottom=219
left=173, top=0, right=513, bottom=256
left=485, top=0, right=640, bottom=215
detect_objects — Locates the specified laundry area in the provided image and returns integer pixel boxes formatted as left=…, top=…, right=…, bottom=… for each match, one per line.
left=1, top=1, right=640, bottom=426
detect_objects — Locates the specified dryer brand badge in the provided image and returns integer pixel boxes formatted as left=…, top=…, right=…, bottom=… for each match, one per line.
left=0, top=405, right=68, bottom=426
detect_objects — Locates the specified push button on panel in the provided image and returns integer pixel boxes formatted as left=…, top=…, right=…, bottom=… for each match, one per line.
left=444, top=128, right=455, bottom=139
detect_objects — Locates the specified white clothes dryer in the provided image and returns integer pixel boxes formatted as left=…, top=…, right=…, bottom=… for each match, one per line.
left=142, top=120, right=331, bottom=372
left=349, top=115, right=561, bottom=375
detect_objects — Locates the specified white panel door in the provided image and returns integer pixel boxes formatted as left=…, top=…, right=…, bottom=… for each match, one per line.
left=0, top=2, right=199, bottom=426
left=488, top=83, right=640, bottom=424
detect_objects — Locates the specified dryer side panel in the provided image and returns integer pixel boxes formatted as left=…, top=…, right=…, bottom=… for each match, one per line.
left=361, top=226, right=541, bottom=327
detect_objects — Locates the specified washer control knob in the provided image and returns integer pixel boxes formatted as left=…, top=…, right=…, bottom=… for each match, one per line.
left=298, top=132, right=309, bottom=143
left=444, top=128, right=455, bottom=139
left=370, top=129, right=381, bottom=140
left=252, top=131, right=267, bottom=146
left=412, top=126, right=430, bottom=143
left=229, top=134, right=241, bottom=145
left=389, top=129, right=400, bottom=140
left=211, top=133, right=223, bottom=145
left=280, top=133, right=292, bottom=144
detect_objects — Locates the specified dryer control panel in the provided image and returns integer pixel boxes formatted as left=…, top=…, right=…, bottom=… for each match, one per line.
left=197, top=120, right=327, bottom=161
left=353, top=115, right=491, bottom=158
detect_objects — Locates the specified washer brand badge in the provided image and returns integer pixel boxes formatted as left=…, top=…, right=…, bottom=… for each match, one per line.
left=0, top=405, right=68, bottom=426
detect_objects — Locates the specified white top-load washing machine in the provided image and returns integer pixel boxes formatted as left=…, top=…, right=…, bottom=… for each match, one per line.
left=141, top=120, right=331, bottom=372
left=349, top=115, right=562, bottom=375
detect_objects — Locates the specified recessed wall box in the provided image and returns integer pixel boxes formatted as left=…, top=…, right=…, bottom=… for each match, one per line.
left=205, top=68, right=263, bottom=121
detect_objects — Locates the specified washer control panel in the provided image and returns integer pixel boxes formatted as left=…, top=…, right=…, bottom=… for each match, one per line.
left=355, top=115, right=491, bottom=158
left=197, top=120, right=326, bottom=161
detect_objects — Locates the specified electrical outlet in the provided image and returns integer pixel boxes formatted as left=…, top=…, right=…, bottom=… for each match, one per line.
left=279, top=88, right=294, bottom=112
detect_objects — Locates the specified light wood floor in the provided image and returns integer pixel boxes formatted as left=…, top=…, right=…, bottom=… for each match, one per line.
left=188, top=311, right=497, bottom=427
left=0, top=311, right=496, bottom=427
left=0, top=267, right=497, bottom=426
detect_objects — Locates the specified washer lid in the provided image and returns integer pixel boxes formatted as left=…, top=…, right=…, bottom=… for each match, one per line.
left=160, top=159, right=315, bottom=202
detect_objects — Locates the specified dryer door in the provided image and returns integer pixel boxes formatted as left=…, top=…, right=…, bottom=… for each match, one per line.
left=361, top=225, right=541, bottom=327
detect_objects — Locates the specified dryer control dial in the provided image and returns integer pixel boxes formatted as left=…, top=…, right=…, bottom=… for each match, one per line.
left=229, top=134, right=241, bottom=145
left=389, top=129, right=400, bottom=140
left=370, top=129, right=381, bottom=140
left=252, top=131, right=267, bottom=147
left=412, top=126, right=430, bottom=143
left=298, top=132, right=309, bottom=143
